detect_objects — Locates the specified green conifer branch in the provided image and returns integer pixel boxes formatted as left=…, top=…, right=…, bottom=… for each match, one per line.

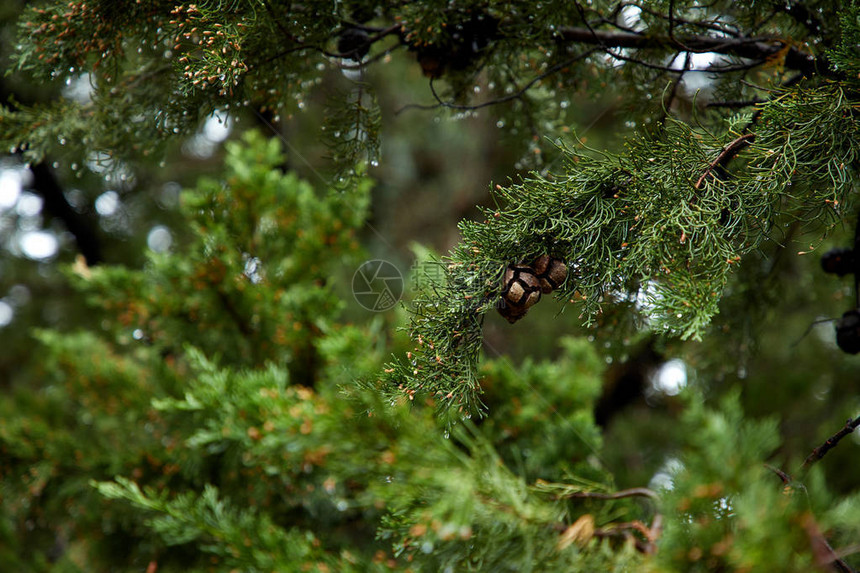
left=373, top=83, right=859, bottom=421
left=94, top=477, right=347, bottom=571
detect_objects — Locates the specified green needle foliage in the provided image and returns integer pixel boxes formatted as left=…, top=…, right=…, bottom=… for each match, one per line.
left=3, top=1, right=860, bottom=571
left=2, top=128, right=855, bottom=572
left=375, top=82, right=859, bottom=417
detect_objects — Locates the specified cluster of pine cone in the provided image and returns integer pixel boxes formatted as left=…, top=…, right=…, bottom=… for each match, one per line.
left=497, top=255, right=568, bottom=323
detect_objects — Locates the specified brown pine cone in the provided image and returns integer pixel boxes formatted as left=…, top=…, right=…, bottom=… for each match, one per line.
left=531, top=255, right=568, bottom=294
left=497, top=265, right=541, bottom=323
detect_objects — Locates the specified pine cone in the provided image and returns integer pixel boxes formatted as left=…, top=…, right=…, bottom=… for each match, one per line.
left=497, top=265, right=541, bottom=323
left=531, top=255, right=568, bottom=294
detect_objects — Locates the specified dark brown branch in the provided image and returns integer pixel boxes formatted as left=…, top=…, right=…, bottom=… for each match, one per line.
left=215, top=289, right=253, bottom=338
left=706, top=99, right=766, bottom=109
left=661, top=51, right=691, bottom=117
left=30, top=162, right=103, bottom=265
left=802, top=414, right=860, bottom=470
left=801, top=512, right=857, bottom=573
left=765, top=463, right=854, bottom=572
left=1, top=76, right=104, bottom=265
left=765, top=463, right=792, bottom=485
left=557, top=27, right=821, bottom=76
left=694, top=133, right=756, bottom=190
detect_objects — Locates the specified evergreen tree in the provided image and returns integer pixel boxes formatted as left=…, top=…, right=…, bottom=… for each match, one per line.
left=2, top=1, right=860, bottom=571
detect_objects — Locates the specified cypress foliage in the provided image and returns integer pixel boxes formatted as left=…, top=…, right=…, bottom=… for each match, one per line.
left=2, top=1, right=860, bottom=571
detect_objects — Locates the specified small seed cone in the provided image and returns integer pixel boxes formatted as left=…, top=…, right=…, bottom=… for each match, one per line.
left=531, top=255, right=568, bottom=294
left=497, top=265, right=542, bottom=323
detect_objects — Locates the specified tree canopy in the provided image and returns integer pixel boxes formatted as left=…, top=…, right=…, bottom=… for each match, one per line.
left=2, top=1, right=860, bottom=572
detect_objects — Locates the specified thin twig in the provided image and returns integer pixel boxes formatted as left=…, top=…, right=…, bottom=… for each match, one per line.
left=661, top=51, right=691, bottom=117
left=564, top=487, right=659, bottom=501
left=706, top=99, right=766, bottom=109
left=791, top=317, right=837, bottom=348
left=557, top=26, right=820, bottom=76
left=633, top=3, right=741, bottom=38
left=396, top=48, right=598, bottom=115
left=765, top=463, right=792, bottom=485
left=801, top=512, right=857, bottom=573
left=802, top=414, right=860, bottom=470
left=694, top=133, right=756, bottom=189
left=260, top=24, right=402, bottom=66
